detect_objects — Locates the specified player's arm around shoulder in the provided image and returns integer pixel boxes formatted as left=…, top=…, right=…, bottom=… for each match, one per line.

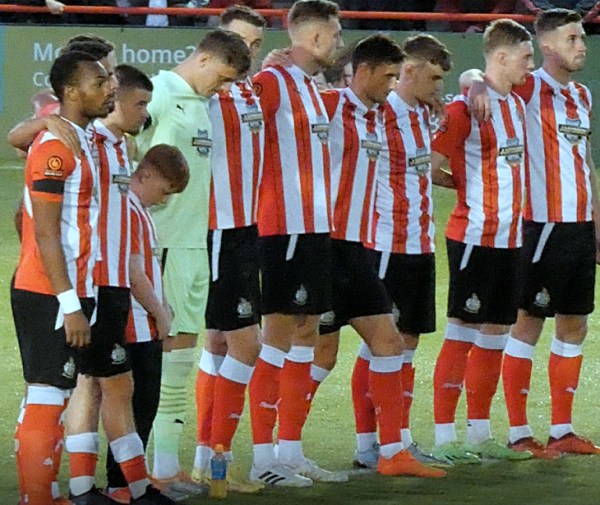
left=29, top=138, right=90, bottom=347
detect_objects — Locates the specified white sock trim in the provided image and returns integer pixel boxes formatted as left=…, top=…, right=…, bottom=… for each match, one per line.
left=258, top=344, right=286, bottom=368
left=505, top=337, right=535, bottom=360
left=310, top=364, right=330, bottom=383
left=70, top=476, right=96, bottom=496
left=51, top=481, right=61, bottom=499
left=550, top=423, right=574, bottom=439
left=110, top=433, right=144, bottom=463
left=286, top=345, right=314, bottom=363
left=402, top=350, right=415, bottom=364
left=509, top=425, right=533, bottom=444
left=369, top=355, right=403, bottom=373
left=434, top=423, right=457, bottom=446
left=198, top=350, right=225, bottom=376
left=219, top=355, right=254, bottom=385
left=380, top=442, right=403, bottom=459
left=165, top=347, right=197, bottom=364
left=550, top=337, right=582, bottom=358
left=356, top=432, right=378, bottom=452
left=357, top=341, right=372, bottom=361
left=401, top=428, right=413, bottom=446
left=26, top=385, right=67, bottom=406
left=474, top=332, right=508, bottom=351
left=466, top=419, right=492, bottom=444
left=65, top=432, right=100, bottom=454
left=444, top=322, right=478, bottom=343
left=129, top=478, right=151, bottom=499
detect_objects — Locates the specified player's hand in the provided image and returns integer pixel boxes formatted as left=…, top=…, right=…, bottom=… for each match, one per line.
left=429, top=96, right=446, bottom=121
left=45, top=0, right=65, bottom=14
left=468, top=79, right=491, bottom=122
left=155, top=307, right=172, bottom=341
left=44, top=115, right=81, bottom=154
left=64, top=311, right=91, bottom=348
left=262, top=48, right=292, bottom=69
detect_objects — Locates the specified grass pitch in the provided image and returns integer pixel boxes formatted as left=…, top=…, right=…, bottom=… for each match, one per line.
left=1, top=162, right=600, bottom=504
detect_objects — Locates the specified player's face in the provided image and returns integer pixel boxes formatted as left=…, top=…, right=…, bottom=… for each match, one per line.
left=226, top=19, right=264, bottom=61
left=364, top=63, right=400, bottom=105
left=545, top=22, right=586, bottom=73
left=99, top=51, right=118, bottom=111
left=138, top=169, right=176, bottom=207
left=76, top=61, right=115, bottom=120
left=193, top=54, right=240, bottom=97
left=413, top=62, right=447, bottom=105
left=113, top=87, right=152, bottom=135
left=313, top=17, right=342, bottom=67
left=504, top=41, right=535, bottom=86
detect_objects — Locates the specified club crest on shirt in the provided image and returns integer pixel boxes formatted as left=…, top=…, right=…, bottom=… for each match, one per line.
left=464, top=293, right=481, bottom=314
left=311, top=115, right=330, bottom=144
left=192, top=129, right=212, bottom=157
left=498, top=137, right=524, bottom=168
left=361, top=131, right=382, bottom=161
left=559, top=117, right=588, bottom=145
left=534, top=287, right=551, bottom=308
left=320, top=310, right=335, bottom=326
left=112, top=165, right=130, bottom=195
left=237, top=297, right=253, bottom=319
left=241, top=103, right=263, bottom=133
left=392, top=303, right=401, bottom=324
left=111, top=344, right=127, bottom=365
left=408, top=147, right=431, bottom=176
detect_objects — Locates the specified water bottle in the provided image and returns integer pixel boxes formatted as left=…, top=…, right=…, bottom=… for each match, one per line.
left=209, top=444, right=227, bottom=499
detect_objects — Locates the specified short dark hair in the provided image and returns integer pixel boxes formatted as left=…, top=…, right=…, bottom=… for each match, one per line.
left=534, top=8, right=582, bottom=36
left=115, top=65, right=153, bottom=93
left=138, top=144, right=190, bottom=193
left=352, top=34, right=404, bottom=74
left=197, top=29, right=251, bottom=76
left=66, top=33, right=115, bottom=50
left=61, top=40, right=113, bottom=61
left=288, top=0, right=339, bottom=28
left=219, top=4, right=266, bottom=29
left=402, top=34, right=453, bottom=72
left=50, top=50, right=100, bottom=101
left=483, top=19, right=532, bottom=56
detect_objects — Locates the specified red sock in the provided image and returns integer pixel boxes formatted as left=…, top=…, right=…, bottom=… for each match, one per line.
left=111, top=433, right=150, bottom=499
left=249, top=357, right=282, bottom=444
left=352, top=356, right=376, bottom=433
left=401, top=364, right=415, bottom=431
left=278, top=360, right=311, bottom=441
left=211, top=356, right=252, bottom=452
left=369, top=357, right=403, bottom=447
left=465, top=345, right=503, bottom=420
left=69, top=451, right=98, bottom=493
left=196, top=369, right=217, bottom=446
left=18, top=403, right=66, bottom=505
left=502, top=354, right=532, bottom=427
left=549, top=352, right=583, bottom=426
left=433, top=339, right=473, bottom=423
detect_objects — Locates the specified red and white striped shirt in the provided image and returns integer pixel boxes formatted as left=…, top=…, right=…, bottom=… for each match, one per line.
left=515, top=69, right=593, bottom=223
left=208, top=79, right=264, bottom=230
left=93, top=120, right=131, bottom=288
left=372, top=92, right=435, bottom=254
left=325, top=88, right=383, bottom=244
left=253, top=65, right=331, bottom=236
left=15, top=123, right=99, bottom=297
left=432, top=88, right=526, bottom=249
left=126, top=192, right=163, bottom=344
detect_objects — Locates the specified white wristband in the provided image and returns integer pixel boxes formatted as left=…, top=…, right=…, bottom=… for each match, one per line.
left=56, top=289, right=82, bottom=315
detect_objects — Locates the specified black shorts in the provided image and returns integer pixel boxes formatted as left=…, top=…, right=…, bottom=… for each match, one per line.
left=78, top=286, right=132, bottom=378
left=519, top=221, right=596, bottom=318
left=259, top=233, right=332, bottom=316
left=447, top=238, right=520, bottom=325
left=319, top=240, right=391, bottom=334
left=206, top=226, right=261, bottom=331
left=372, top=250, right=436, bottom=335
left=11, top=285, right=95, bottom=390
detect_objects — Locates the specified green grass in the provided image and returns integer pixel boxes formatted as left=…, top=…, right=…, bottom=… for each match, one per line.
left=2, top=162, right=600, bottom=504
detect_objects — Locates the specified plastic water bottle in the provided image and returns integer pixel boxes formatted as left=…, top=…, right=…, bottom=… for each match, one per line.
left=209, top=444, right=227, bottom=499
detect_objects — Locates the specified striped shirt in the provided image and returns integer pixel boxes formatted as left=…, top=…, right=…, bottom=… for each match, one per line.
left=126, top=192, right=163, bottom=343
left=432, top=88, right=526, bottom=249
left=326, top=88, right=383, bottom=244
left=373, top=92, right=435, bottom=254
left=15, top=123, right=99, bottom=297
left=93, top=120, right=131, bottom=288
left=515, top=69, right=593, bottom=223
left=208, top=79, right=264, bottom=230
left=253, top=65, right=331, bottom=236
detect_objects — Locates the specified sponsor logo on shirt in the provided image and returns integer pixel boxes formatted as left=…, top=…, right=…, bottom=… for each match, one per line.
left=192, top=129, right=212, bottom=157
left=559, top=117, right=588, bottom=145
left=499, top=137, right=524, bottom=168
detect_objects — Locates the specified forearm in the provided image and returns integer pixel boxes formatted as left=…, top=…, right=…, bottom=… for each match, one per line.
left=129, top=258, right=164, bottom=319
left=8, top=117, right=48, bottom=151
left=36, top=227, right=73, bottom=295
